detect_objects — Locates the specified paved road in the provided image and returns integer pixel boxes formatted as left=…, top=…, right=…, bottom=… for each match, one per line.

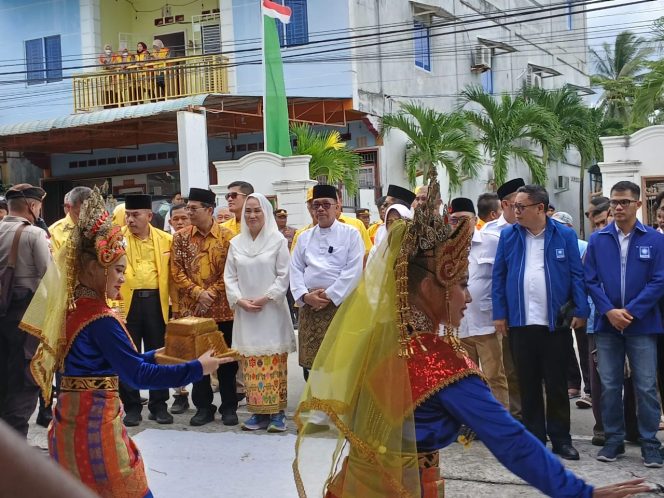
left=25, top=346, right=663, bottom=497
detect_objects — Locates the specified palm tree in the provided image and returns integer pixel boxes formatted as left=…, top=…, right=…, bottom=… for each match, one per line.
left=290, top=123, right=361, bottom=195
left=589, top=31, right=653, bottom=123
left=461, top=86, right=561, bottom=186
left=380, top=103, right=481, bottom=190
left=522, top=87, right=603, bottom=236
left=633, top=59, right=664, bottom=124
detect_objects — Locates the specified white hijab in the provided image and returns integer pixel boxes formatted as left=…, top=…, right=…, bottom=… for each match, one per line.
left=384, top=204, right=413, bottom=223
left=230, top=193, right=285, bottom=256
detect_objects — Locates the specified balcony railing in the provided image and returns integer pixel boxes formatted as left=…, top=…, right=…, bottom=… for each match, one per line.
left=72, top=54, right=229, bottom=113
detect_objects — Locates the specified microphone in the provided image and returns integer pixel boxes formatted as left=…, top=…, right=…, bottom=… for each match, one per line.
left=328, top=246, right=334, bottom=253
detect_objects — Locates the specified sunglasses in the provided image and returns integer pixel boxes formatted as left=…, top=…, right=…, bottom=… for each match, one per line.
left=225, top=192, right=247, bottom=201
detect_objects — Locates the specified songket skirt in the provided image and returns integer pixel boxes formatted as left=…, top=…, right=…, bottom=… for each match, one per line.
left=242, top=352, right=288, bottom=414
left=49, top=388, right=152, bottom=498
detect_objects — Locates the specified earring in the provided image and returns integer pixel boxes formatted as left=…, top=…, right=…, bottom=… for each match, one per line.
left=104, top=268, right=109, bottom=303
left=443, top=288, right=466, bottom=358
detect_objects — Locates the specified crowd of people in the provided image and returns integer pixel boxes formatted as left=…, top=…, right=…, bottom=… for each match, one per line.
left=0, top=175, right=663, bottom=496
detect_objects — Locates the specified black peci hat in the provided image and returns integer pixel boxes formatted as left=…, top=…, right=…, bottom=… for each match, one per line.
left=124, top=194, right=152, bottom=210
left=312, top=184, right=338, bottom=200
left=450, top=197, right=476, bottom=215
left=387, top=184, right=416, bottom=205
left=188, top=188, right=216, bottom=205
left=496, top=178, right=525, bottom=200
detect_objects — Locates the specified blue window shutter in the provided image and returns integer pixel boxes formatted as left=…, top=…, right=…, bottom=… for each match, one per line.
left=567, top=0, right=573, bottom=30
left=285, top=0, right=308, bottom=46
left=44, top=35, right=62, bottom=82
left=413, top=21, right=431, bottom=71
left=277, top=18, right=285, bottom=47
left=481, top=69, right=494, bottom=94
left=25, top=38, right=44, bottom=85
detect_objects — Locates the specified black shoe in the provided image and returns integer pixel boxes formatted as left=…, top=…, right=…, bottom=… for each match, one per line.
left=170, top=395, right=190, bottom=414
left=148, top=407, right=174, bottom=424
left=221, top=410, right=239, bottom=426
left=36, top=408, right=53, bottom=428
left=123, top=411, right=143, bottom=427
left=190, top=406, right=215, bottom=426
left=553, top=443, right=580, bottom=461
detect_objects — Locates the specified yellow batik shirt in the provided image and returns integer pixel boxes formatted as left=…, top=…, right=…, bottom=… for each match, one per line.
left=49, top=214, right=75, bottom=254
left=170, top=222, right=234, bottom=322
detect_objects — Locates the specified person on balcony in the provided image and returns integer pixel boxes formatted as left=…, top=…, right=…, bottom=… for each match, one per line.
left=149, top=39, right=170, bottom=99
left=98, top=44, right=122, bottom=107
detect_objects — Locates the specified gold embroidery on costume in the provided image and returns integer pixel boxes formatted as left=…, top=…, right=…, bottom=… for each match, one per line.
left=61, top=376, right=119, bottom=391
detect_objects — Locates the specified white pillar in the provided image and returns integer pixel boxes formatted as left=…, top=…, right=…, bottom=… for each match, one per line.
left=177, top=110, right=210, bottom=195
left=79, top=0, right=101, bottom=72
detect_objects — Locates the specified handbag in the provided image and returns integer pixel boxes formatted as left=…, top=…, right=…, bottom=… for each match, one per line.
left=0, top=223, right=28, bottom=317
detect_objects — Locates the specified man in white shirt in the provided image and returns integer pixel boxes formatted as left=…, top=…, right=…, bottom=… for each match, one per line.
left=493, top=184, right=588, bottom=461
left=481, top=178, right=525, bottom=419
left=290, top=185, right=364, bottom=379
left=452, top=198, right=508, bottom=408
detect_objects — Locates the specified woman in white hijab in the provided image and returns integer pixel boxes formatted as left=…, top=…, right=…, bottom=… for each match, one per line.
left=224, top=193, right=296, bottom=432
left=367, top=204, right=414, bottom=263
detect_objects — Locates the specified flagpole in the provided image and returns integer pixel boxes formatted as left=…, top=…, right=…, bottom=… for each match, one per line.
left=261, top=5, right=268, bottom=150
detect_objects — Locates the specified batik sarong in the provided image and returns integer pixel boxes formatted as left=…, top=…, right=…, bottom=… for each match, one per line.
left=298, top=303, right=339, bottom=369
left=242, top=353, right=288, bottom=414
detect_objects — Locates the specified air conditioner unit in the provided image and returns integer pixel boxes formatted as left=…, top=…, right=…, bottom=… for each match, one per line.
left=526, top=71, right=543, bottom=88
left=471, top=45, right=492, bottom=73
left=556, top=175, right=570, bottom=190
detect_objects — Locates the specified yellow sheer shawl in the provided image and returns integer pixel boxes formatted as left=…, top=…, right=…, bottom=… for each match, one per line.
left=293, top=221, right=420, bottom=498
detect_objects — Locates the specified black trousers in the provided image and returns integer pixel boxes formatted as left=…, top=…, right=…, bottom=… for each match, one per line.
left=191, top=321, right=238, bottom=413
left=0, top=293, right=40, bottom=437
left=509, top=325, right=572, bottom=447
left=567, top=326, right=591, bottom=394
left=119, top=292, right=168, bottom=414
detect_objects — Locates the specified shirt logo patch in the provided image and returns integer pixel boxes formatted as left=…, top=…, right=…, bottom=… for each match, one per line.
left=639, top=246, right=651, bottom=259
left=555, top=248, right=565, bottom=259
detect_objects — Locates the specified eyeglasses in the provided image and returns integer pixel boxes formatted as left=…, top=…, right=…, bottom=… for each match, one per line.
left=225, top=192, right=247, bottom=201
left=185, top=205, right=207, bottom=212
left=609, top=199, right=637, bottom=208
left=312, top=202, right=337, bottom=210
left=513, top=202, right=541, bottom=213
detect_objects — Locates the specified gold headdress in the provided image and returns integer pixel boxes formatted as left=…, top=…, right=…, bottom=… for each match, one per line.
left=64, top=186, right=126, bottom=309
left=20, top=186, right=125, bottom=404
left=395, top=169, right=473, bottom=357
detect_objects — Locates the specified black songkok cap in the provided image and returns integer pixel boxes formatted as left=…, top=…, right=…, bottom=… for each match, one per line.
left=356, top=208, right=369, bottom=215
left=124, top=194, right=152, bottom=210
left=386, top=184, right=416, bottom=205
left=313, top=184, right=338, bottom=200
left=450, top=197, right=476, bottom=215
left=5, top=185, right=46, bottom=201
left=496, top=178, right=525, bottom=200
left=188, top=188, right=216, bottom=205
left=274, top=208, right=288, bottom=216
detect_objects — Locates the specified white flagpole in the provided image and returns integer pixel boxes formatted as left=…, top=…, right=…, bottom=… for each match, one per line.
left=261, top=4, right=268, bottom=150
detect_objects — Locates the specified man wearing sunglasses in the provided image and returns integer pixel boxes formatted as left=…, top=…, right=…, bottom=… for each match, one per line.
left=221, top=181, right=254, bottom=237
left=585, top=181, right=664, bottom=468
left=493, top=184, right=588, bottom=461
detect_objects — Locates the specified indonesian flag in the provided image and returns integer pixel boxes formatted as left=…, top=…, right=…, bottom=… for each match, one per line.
left=262, top=0, right=292, bottom=24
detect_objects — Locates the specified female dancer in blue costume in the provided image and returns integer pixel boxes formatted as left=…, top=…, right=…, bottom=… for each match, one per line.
left=21, top=188, right=231, bottom=498
left=293, top=172, right=649, bottom=498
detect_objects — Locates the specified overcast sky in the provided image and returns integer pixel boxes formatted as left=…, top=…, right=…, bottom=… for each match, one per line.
left=586, top=0, right=662, bottom=51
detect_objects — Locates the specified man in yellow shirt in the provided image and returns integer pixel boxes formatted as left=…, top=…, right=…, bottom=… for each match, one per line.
left=367, top=195, right=386, bottom=244
left=221, top=181, right=254, bottom=237
left=355, top=208, right=370, bottom=229
left=119, top=194, right=174, bottom=427
left=49, top=186, right=92, bottom=254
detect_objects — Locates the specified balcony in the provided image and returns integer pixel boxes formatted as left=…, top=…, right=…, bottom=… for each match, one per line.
left=72, top=54, right=229, bottom=113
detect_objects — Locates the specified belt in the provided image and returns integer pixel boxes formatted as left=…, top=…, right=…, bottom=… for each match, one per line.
left=134, top=289, right=159, bottom=298
left=61, top=376, right=119, bottom=391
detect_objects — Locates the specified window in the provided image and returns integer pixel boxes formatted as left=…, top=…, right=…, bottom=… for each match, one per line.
left=413, top=21, right=431, bottom=71
left=566, top=0, right=573, bottom=30
left=481, top=69, right=494, bottom=94
left=24, top=35, right=62, bottom=85
left=276, top=0, right=309, bottom=47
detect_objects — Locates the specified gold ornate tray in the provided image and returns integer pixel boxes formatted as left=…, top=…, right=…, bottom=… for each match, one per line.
left=156, top=317, right=239, bottom=364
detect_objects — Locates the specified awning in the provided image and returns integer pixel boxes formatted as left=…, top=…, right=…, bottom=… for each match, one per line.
left=0, top=95, right=363, bottom=154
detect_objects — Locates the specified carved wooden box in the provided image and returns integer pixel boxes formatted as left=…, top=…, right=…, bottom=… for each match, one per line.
left=155, top=317, right=238, bottom=364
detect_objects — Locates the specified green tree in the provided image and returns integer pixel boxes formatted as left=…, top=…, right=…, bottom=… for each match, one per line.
left=461, top=86, right=560, bottom=186
left=633, top=59, right=664, bottom=124
left=290, top=124, right=361, bottom=195
left=380, top=102, right=481, bottom=190
left=522, top=87, right=603, bottom=236
left=589, top=31, right=653, bottom=123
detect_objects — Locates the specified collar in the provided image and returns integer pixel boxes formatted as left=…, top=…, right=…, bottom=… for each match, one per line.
left=1, top=215, right=31, bottom=225
left=127, top=225, right=153, bottom=242
left=472, top=228, right=482, bottom=243
left=193, top=220, right=221, bottom=239
left=614, top=219, right=646, bottom=237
